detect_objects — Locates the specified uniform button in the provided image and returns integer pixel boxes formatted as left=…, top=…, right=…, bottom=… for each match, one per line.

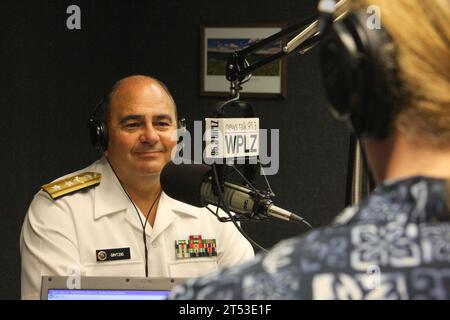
left=152, top=242, right=159, bottom=248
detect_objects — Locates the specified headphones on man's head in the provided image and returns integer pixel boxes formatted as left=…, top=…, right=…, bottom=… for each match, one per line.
left=320, top=9, right=400, bottom=139
left=87, top=96, right=108, bottom=151
left=87, top=95, right=186, bottom=151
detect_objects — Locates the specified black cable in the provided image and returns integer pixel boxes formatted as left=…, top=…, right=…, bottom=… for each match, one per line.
left=136, top=189, right=162, bottom=277
left=259, top=165, right=275, bottom=195
left=230, top=164, right=259, bottom=193
left=218, top=93, right=241, bottom=113
left=105, top=156, right=161, bottom=277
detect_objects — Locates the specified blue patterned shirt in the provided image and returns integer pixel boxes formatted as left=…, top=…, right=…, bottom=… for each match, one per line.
left=170, top=176, right=450, bottom=300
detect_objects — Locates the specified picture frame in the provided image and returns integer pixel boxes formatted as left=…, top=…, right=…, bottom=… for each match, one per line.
left=200, top=23, right=287, bottom=98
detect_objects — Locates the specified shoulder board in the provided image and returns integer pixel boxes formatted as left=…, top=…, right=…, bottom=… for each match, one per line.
left=42, top=172, right=101, bottom=200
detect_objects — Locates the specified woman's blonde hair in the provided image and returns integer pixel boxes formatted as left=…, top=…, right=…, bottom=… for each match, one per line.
left=352, top=0, right=450, bottom=147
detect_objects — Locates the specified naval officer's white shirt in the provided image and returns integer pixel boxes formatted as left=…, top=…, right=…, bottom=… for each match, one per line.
left=20, top=157, right=255, bottom=299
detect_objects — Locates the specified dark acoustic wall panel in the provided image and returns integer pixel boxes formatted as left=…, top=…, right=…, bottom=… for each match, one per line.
left=0, top=0, right=349, bottom=299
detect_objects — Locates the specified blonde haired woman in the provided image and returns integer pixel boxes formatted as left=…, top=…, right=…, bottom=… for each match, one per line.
left=171, top=0, right=450, bottom=299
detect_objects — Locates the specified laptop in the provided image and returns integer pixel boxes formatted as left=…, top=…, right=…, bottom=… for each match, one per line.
left=40, top=276, right=187, bottom=300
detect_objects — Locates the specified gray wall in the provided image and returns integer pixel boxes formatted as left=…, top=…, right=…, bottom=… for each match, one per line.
left=0, top=0, right=350, bottom=299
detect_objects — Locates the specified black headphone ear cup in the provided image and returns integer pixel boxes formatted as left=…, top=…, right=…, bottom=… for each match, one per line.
left=320, top=10, right=398, bottom=139
left=320, top=14, right=368, bottom=135
left=88, top=119, right=108, bottom=151
left=88, top=96, right=109, bottom=151
left=173, top=118, right=186, bottom=158
left=177, top=118, right=186, bottom=130
left=98, top=121, right=108, bottom=151
left=320, top=23, right=364, bottom=119
left=176, top=118, right=186, bottom=146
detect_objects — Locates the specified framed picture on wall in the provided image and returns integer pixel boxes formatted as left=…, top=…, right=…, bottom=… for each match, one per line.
left=200, top=23, right=287, bottom=98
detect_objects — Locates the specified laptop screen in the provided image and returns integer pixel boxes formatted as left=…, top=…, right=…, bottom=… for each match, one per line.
left=47, top=289, right=170, bottom=300
left=41, top=276, right=186, bottom=300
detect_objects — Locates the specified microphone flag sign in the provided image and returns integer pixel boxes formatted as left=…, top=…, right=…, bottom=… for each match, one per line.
left=204, top=118, right=259, bottom=160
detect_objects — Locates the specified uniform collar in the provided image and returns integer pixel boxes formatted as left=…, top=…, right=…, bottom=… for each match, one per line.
left=93, top=157, right=201, bottom=220
left=93, top=157, right=130, bottom=220
left=154, top=194, right=201, bottom=242
left=164, top=193, right=201, bottom=219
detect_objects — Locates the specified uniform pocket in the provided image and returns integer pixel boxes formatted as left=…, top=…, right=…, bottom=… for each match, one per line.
left=82, top=260, right=145, bottom=277
left=168, top=258, right=218, bottom=278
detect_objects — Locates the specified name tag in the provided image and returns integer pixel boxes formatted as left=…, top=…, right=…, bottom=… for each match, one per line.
left=96, top=247, right=131, bottom=262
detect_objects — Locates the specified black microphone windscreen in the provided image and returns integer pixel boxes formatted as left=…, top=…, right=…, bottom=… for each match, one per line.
left=160, top=161, right=211, bottom=207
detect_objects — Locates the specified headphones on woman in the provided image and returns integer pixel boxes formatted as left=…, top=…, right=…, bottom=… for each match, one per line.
left=320, top=9, right=400, bottom=139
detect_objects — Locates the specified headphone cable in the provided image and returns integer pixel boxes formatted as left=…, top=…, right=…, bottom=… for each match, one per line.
left=105, top=156, right=162, bottom=277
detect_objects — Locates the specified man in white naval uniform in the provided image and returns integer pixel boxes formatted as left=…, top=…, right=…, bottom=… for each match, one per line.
left=20, top=75, right=254, bottom=299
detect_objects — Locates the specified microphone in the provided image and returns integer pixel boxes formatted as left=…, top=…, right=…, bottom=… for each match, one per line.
left=160, top=162, right=312, bottom=228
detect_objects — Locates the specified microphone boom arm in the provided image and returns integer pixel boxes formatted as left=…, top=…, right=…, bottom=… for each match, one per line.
left=225, top=15, right=319, bottom=84
left=225, top=0, right=348, bottom=94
